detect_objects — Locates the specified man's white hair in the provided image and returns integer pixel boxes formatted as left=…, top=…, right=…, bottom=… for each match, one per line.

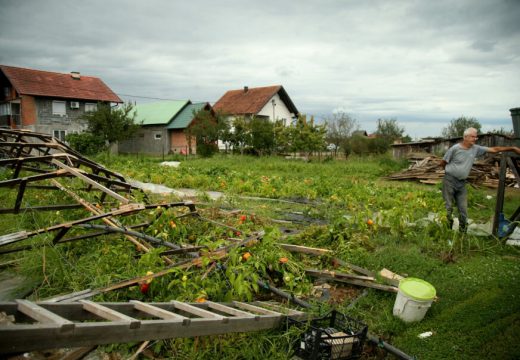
left=463, top=128, right=478, bottom=137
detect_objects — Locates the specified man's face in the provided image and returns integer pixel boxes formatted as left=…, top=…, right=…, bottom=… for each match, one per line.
left=464, top=132, right=478, bottom=145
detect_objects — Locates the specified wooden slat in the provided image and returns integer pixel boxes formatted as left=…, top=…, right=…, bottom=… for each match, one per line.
left=51, top=159, right=129, bottom=204
left=79, top=300, right=140, bottom=329
left=253, top=301, right=304, bottom=316
left=280, top=243, right=332, bottom=256
left=130, top=300, right=189, bottom=323
left=232, top=301, right=281, bottom=316
left=205, top=301, right=257, bottom=318
left=16, top=300, right=74, bottom=331
left=0, top=231, right=28, bottom=246
left=332, top=278, right=398, bottom=293
left=57, top=346, right=96, bottom=360
left=171, top=301, right=226, bottom=321
left=332, top=257, right=376, bottom=277
left=305, top=269, right=375, bottom=282
left=379, top=268, right=405, bottom=287
left=43, top=289, right=93, bottom=303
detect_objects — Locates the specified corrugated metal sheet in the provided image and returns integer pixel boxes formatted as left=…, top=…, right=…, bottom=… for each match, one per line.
left=167, top=103, right=208, bottom=129
left=134, top=100, right=189, bottom=126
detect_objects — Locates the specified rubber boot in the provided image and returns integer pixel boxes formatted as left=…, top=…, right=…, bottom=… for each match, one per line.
left=459, top=221, right=467, bottom=234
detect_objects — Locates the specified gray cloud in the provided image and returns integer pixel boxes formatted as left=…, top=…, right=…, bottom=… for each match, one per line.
left=1, top=0, right=519, bottom=138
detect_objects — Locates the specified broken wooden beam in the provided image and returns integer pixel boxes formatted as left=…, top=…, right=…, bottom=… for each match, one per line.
left=280, top=243, right=332, bottom=256
left=306, top=269, right=397, bottom=293
left=379, top=268, right=405, bottom=287
left=305, top=269, right=375, bottom=282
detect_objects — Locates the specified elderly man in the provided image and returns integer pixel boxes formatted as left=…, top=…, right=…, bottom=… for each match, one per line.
left=441, top=127, right=520, bottom=232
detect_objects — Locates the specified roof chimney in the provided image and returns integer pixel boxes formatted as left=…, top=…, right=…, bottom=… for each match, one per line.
left=71, top=71, right=81, bottom=80
left=244, top=86, right=248, bottom=93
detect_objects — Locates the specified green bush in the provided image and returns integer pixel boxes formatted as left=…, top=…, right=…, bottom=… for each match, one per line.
left=66, top=132, right=106, bottom=155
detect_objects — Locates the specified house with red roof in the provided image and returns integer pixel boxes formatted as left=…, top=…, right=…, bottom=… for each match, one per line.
left=0, top=65, right=122, bottom=140
left=213, top=85, right=299, bottom=150
left=213, top=85, right=299, bottom=126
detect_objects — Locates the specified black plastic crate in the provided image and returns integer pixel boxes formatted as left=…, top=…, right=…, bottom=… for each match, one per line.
left=290, top=310, right=368, bottom=360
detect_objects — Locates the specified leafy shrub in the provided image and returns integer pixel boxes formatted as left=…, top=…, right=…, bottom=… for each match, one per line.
left=66, top=132, right=106, bottom=155
left=197, top=142, right=219, bottom=157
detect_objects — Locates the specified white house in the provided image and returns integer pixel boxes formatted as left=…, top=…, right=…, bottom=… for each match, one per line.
left=213, top=85, right=299, bottom=126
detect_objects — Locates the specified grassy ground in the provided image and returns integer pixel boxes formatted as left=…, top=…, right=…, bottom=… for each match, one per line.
left=1, top=153, right=519, bottom=359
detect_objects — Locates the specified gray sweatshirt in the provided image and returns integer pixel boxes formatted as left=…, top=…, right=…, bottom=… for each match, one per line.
left=443, top=143, right=488, bottom=180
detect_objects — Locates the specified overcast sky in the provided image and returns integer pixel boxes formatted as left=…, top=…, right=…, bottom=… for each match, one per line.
left=1, top=0, right=519, bottom=138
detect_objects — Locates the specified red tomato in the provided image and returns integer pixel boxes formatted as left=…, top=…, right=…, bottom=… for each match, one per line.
left=139, top=283, right=150, bottom=294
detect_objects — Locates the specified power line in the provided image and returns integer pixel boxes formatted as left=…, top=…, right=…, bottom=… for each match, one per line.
left=117, top=93, right=215, bottom=104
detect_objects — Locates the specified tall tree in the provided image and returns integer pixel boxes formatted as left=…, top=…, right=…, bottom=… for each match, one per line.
left=375, top=118, right=406, bottom=143
left=81, top=103, right=141, bottom=145
left=291, top=114, right=327, bottom=157
left=442, top=116, right=482, bottom=138
left=184, top=109, right=222, bottom=157
left=273, top=119, right=290, bottom=154
left=216, top=115, right=232, bottom=152
left=229, top=117, right=251, bottom=154
left=250, top=117, right=274, bottom=155
left=325, top=111, right=359, bottom=156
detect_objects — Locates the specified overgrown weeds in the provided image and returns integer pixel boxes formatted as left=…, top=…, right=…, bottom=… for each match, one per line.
left=1, top=153, right=519, bottom=359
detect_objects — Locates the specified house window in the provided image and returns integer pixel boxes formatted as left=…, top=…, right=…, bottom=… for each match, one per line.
left=85, top=103, right=97, bottom=112
left=52, top=101, right=66, bottom=116
left=53, top=130, right=67, bottom=141
left=0, top=103, right=10, bottom=116
left=154, top=133, right=162, bottom=140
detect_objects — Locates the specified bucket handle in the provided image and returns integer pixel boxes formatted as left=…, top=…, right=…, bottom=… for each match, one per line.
left=402, top=298, right=432, bottom=309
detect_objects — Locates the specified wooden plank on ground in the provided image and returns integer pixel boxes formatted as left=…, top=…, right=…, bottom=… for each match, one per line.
left=43, top=289, right=93, bottom=303
left=379, top=268, right=405, bottom=287
left=0, top=231, right=28, bottom=246
left=305, top=269, right=375, bottom=282
left=58, top=346, right=96, bottom=360
left=280, top=243, right=332, bottom=256
left=306, top=269, right=397, bottom=292
left=332, top=258, right=376, bottom=277
left=16, top=300, right=75, bottom=331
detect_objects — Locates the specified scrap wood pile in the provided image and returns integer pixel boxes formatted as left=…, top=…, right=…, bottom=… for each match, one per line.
left=385, top=153, right=516, bottom=188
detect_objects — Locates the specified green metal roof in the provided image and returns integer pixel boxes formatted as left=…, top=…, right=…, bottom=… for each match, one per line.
left=167, top=103, right=208, bottom=129
left=134, top=100, right=189, bottom=126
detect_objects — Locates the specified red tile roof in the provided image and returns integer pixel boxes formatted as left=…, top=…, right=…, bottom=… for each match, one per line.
left=213, top=85, right=284, bottom=115
left=0, top=65, right=122, bottom=102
